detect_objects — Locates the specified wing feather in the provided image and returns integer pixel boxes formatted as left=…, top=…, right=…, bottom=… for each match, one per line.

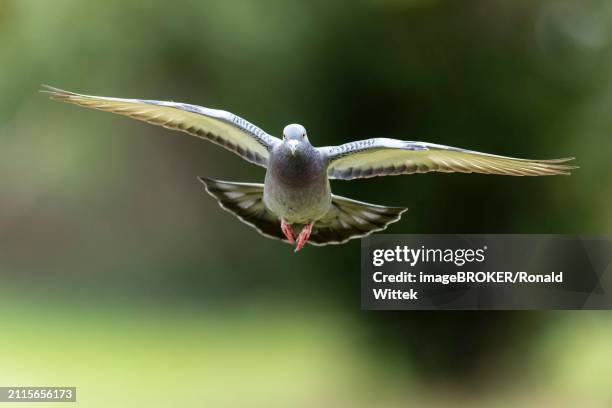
left=321, top=138, right=576, bottom=180
left=42, top=85, right=280, bottom=167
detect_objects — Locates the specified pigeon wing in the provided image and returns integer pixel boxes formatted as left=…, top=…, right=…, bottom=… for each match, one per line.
left=320, top=138, right=576, bottom=180
left=42, top=85, right=281, bottom=167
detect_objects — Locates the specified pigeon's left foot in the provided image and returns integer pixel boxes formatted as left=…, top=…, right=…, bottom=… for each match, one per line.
left=280, top=219, right=295, bottom=244
left=294, top=223, right=313, bottom=252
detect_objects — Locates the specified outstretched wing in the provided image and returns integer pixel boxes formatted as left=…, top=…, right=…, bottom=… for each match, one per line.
left=320, top=138, right=576, bottom=180
left=42, top=85, right=281, bottom=167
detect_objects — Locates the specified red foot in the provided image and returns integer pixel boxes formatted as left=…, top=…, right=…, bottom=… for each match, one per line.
left=294, top=223, right=313, bottom=252
left=280, top=219, right=295, bottom=244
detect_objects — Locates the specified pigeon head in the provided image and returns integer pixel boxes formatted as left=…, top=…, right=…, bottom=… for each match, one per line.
left=282, top=124, right=310, bottom=156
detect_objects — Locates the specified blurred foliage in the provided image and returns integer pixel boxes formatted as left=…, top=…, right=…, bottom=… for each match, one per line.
left=1, top=0, right=612, bottom=405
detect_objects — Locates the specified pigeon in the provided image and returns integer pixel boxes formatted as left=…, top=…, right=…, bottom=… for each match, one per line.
left=42, top=85, right=576, bottom=251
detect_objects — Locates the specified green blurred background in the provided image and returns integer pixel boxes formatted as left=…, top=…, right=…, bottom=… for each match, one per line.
left=1, top=0, right=611, bottom=406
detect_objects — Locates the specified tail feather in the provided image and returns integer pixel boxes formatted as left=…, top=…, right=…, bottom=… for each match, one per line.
left=198, top=177, right=287, bottom=242
left=309, top=195, right=407, bottom=245
left=198, top=177, right=407, bottom=247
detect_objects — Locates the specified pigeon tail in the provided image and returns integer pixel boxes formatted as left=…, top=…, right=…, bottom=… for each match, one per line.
left=198, top=177, right=407, bottom=247
left=308, top=194, right=407, bottom=245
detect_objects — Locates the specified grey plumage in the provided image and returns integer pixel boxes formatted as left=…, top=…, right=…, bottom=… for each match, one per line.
left=200, top=177, right=407, bottom=245
left=42, top=85, right=577, bottom=250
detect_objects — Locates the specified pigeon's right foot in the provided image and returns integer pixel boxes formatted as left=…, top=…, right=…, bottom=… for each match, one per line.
left=294, top=223, right=313, bottom=252
left=280, top=219, right=295, bottom=244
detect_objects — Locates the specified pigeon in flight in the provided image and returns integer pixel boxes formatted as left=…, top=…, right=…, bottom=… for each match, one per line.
left=42, top=85, right=576, bottom=251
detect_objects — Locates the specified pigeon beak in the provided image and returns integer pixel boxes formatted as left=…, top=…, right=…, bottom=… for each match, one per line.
left=288, top=140, right=298, bottom=156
